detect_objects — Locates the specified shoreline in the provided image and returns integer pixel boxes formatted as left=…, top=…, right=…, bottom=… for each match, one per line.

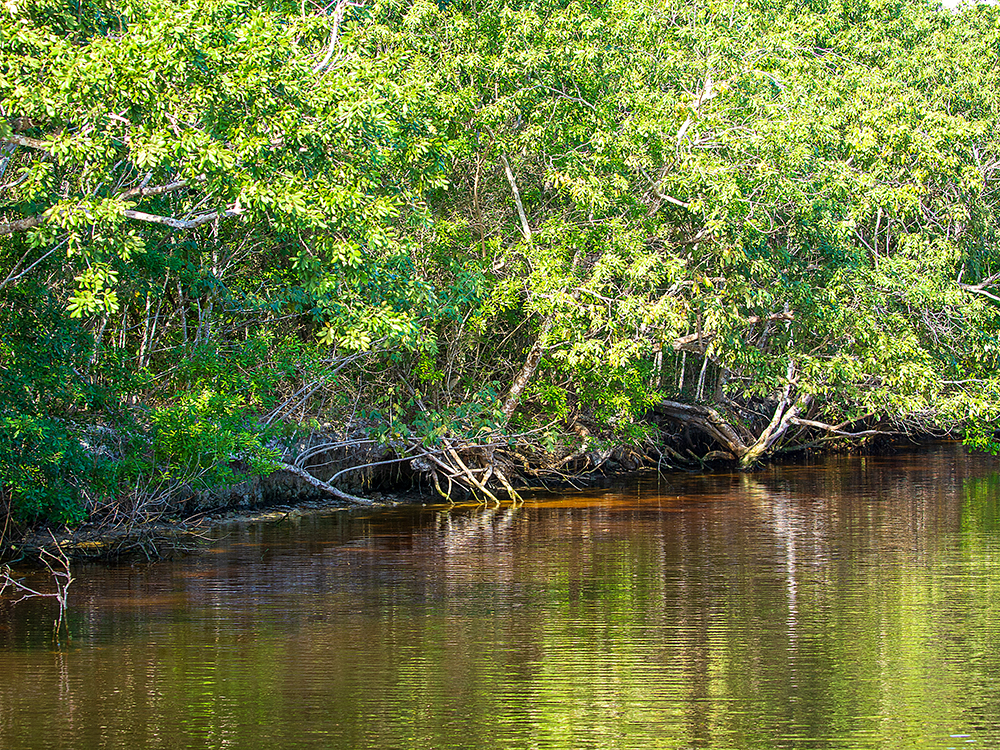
left=0, top=434, right=956, bottom=566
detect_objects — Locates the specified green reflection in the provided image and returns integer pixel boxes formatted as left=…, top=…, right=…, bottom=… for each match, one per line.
left=0, top=445, right=998, bottom=749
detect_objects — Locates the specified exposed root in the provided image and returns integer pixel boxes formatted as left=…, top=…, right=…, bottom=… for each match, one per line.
left=445, top=445, right=499, bottom=506
left=654, top=391, right=910, bottom=468
left=430, top=468, right=454, bottom=506
left=494, top=467, right=523, bottom=506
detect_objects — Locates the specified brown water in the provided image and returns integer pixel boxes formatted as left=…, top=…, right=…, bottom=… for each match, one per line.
left=2, top=442, right=1000, bottom=749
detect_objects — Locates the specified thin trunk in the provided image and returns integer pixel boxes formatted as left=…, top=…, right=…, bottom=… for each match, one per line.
left=90, top=314, right=109, bottom=366
left=118, top=311, right=127, bottom=349
left=714, top=367, right=729, bottom=401
left=137, top=293, right=152, bottom=369
left=500, top=315, right=553, bottom=424
left=473, top=156, right=485, bottom=257
left=695, top=352, right=710, bottom=401
left=143, top=271, right=169, bottom=369
left=178, top=282, right=189, bottom=345
left=195, top=297, right=203, bottom=346
left=202, top=297, right=213, bottom=343
left=501, top=153, right=532, bottom=243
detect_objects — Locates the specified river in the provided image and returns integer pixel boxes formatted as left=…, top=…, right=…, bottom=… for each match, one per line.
left=1, top=442, right=999, bottom=749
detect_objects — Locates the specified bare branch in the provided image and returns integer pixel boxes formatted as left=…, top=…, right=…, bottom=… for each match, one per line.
left=312, top=0, right=359, bottom=74
left=119, top=178, right=193, bottom=201
left=500, top=153, right=532, bottom=243
left=787, top=417, right=900, bottom=438
left=0, top=242, right=62, bottom=294
left=122, top=206, right=243, bottom=230
left=0, top=532, right=73, bottom=634
left=275, top=462, right=375, bottom=505
left=676, top=71, right=720, bottom=145
left=0, top=178, right=198, bottom=237
left=959, top=275, right=1000, bottom=305
left=535, top=84, right=597, bottom=111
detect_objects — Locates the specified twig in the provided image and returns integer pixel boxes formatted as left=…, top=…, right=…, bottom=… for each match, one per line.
left=0, top=532, right=73, bottom=636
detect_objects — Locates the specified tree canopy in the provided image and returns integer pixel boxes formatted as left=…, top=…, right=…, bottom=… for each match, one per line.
left=2, top=0, right=1000, bottom=529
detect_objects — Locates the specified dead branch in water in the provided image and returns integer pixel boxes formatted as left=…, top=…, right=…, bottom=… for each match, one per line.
left=0, top=532, right=73, bottom=636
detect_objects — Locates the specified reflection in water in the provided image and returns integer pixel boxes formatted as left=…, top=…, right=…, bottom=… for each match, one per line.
left=1, top=443, right=999, bottom=749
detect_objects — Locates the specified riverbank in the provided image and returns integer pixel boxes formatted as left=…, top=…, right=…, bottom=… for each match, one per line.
left=1, top=428, right=935, bottom=565
left=0, top=460, right=620, bottom=564
left=3, top=0, right=999, bottom=584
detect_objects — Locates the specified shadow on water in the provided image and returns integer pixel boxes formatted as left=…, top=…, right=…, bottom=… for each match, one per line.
left=1, top=442, right=999, bottom=749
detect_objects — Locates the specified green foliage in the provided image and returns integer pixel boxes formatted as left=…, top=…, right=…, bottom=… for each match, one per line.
left=0, top=288, right=101, bottom=524
left=150, top=389, right=279, bottom=488
left=406, top=386, right=505, bottom=443
left=3, top=0, right=1000, bottom=528
left=400, top=0, right=1000, bottom=437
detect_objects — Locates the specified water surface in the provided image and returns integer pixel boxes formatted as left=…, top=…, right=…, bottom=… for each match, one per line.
left=2, top=443, right=999, bottom=749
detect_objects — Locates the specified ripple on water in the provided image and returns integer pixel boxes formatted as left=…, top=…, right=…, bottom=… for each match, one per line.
left=1, top=444, right=999, bottom=749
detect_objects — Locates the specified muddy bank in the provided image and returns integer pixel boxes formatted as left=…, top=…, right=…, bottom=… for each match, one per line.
left=0, top=421, right=933, bottom=565
left=0, top=447, right=647, bottom=565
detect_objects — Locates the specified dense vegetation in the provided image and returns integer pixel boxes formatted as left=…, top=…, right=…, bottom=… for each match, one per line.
left=2, top=0, right=999, bottom=536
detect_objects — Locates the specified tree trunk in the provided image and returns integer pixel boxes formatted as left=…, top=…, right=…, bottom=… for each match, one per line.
left=500, top=315, right=553, bottom=424
left=737, top=361, right=799, bottom=468
left=654, top=400, right=748, bottom=459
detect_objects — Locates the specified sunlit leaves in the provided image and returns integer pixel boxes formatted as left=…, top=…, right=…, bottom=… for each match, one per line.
left=3, top=0, right=1000, bottom=529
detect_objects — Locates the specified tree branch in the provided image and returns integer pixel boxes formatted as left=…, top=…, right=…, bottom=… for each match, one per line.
left=119, top=178, right=193, bottom=201
left=787, top=417, right=899, bottom=439
left=122, top=206, right=243, bottom=230
left=500, top=153, right=532, bottom=243
left=959, top=282, right=1000, bottom=305
left=312, top=0, right=358, bottom=74
left=1, top=134, right=49, bottom=151
left=0, top=215, right=45, bottom=236
left=274, top=462, right=374, bottom=505
left=0, top=179, right=198, bottom=237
